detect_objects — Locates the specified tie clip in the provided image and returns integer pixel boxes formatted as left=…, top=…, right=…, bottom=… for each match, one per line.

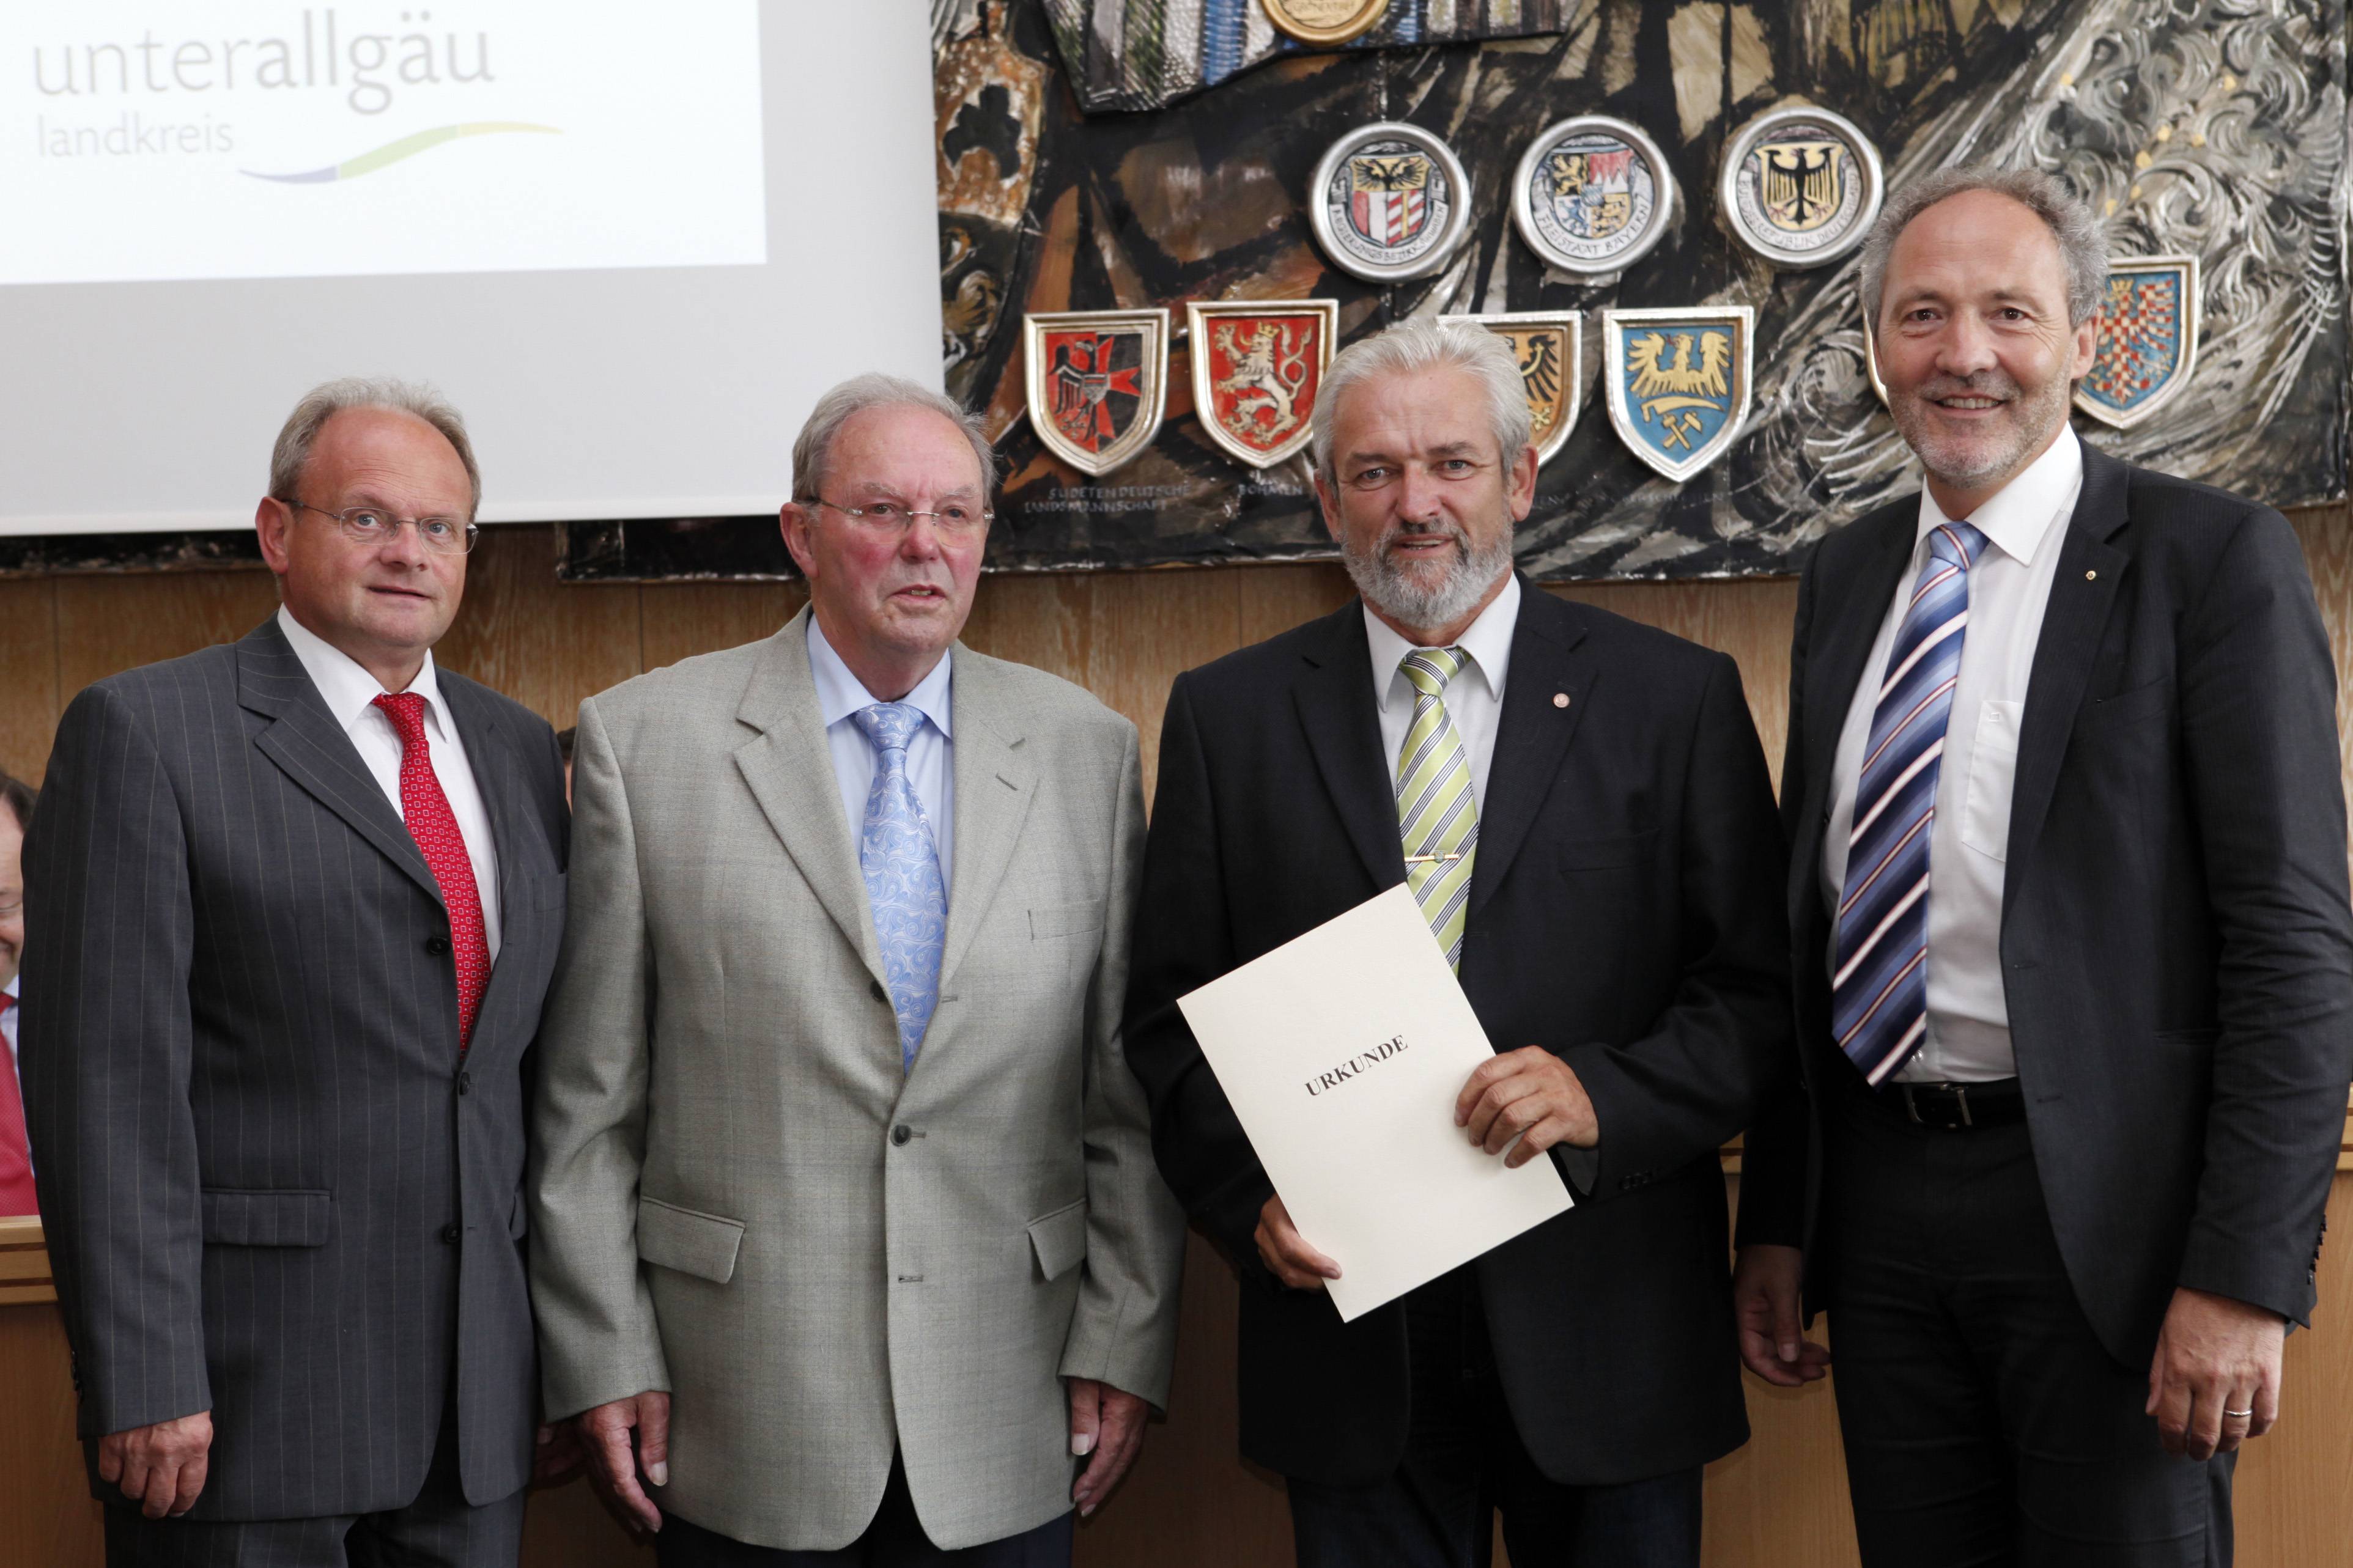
left=1404, top=852, right=1464, bottom=864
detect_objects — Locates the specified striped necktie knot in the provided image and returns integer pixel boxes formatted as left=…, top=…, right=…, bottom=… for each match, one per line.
left=1400, top=646, right=1467, bottom=700
left=1831, top=518, right=1987, bottom=1084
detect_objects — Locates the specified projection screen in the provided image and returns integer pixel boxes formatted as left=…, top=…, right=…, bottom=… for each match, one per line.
left=0, top=2, right=942, bottom=536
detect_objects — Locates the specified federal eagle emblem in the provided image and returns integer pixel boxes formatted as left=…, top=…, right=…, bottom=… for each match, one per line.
left=1310, top=123, right=1471, bottom=283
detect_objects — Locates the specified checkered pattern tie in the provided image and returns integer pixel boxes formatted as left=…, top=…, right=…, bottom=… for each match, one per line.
left=1831, top=520, right=1988, bottom=1084
left=1395, top=648, right=1479, bottom=972
left=852, top=702, right=947, bottom=1075
left=372, top=694, right=490, bottom=1052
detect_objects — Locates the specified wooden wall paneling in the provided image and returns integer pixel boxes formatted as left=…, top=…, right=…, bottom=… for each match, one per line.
left=637, top=582, right=808, bottom=678
left=0, top=576, right=60, bottom=785
left=2229, top=1174, right=2353, bottom=1565
left=0, top=1303, right=100, bottom=1566
left=49, top=565, right=279, bottom=708
left=434, top=527, right=643, bottom=732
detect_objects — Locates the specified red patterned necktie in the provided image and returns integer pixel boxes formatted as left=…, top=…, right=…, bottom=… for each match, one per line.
left=372, top=693, right=489, bottom=1051
left=0, top=995, right=35, bottom=1215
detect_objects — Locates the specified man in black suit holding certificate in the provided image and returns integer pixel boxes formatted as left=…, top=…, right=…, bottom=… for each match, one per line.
left=1124, top=320, right=1792, bottom=1567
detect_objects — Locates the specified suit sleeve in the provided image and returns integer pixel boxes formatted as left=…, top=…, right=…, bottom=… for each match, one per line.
left=21, top=681, right=211, bottom=1437
left=526, top=695, right=671, bottom=1418
left=1122, top=674, right=1277, bottom=1278
left=1735, top=549, right=1819, bottom=1251
left=1561, top=650, right=1796, bottom=1201
left=2173, top=506, right=2353, bottom=1325
left=1059, top=726, right=1188, bottom=1407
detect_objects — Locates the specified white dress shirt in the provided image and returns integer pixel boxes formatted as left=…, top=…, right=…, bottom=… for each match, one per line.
left=1364, top=573, right=1521, bottom=810
left=808, top=618, right=956, bottom=893
left=276, top=606, right=503, bottom=960
left=1820, top=428, right=2084, bottom=1082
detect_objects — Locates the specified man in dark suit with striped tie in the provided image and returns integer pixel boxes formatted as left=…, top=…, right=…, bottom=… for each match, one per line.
left=1734, top=169, right=2353, bottom=1566
left=21, top=380, right=571, bottom=1566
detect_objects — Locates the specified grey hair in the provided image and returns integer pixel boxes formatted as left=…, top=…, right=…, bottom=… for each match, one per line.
left=1311, top=318, right=1532, bottom=485
left=268, top=377, right=482, bottom=517
left=1860, top=166, right=2109, bottom=329
left=790, top=373, right=996, bottom=504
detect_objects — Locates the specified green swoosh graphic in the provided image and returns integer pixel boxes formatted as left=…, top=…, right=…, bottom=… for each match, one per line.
left=243, top=122, right=560, bottom=183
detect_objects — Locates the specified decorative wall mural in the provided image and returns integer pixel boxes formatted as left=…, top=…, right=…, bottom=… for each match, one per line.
left=558, top=0, right=2346, bottom=583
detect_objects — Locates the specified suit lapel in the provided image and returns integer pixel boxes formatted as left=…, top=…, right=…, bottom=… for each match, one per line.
left=238, top=620, right=443, bottom=908
left=1468, top=586, right=1592, bottom=920
left=437, top=674, right=529, bottom=922
left=732, top=611, right=890, bottom=990
left=1797, top=504, right=1917, bottom=850
left=2003, top=446, right=2130, bottom=878
left=939, top=649, right=1037, bottom=991
left=1293, top=605, right=1407, bottom=893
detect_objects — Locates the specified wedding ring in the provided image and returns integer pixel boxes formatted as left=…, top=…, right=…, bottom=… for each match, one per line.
left=2223, top=1408, right=2255, bottom=1419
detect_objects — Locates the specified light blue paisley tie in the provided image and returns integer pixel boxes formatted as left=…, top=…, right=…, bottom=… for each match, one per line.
left=852, top=702, right=947, bottom=1075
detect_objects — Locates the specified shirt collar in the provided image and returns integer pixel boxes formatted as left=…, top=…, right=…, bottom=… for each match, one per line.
left=807, top=617, right=954, bottom=741
left=1364, top=572, right=1521, bottom=715
left=275, top=605, right=451, bottom=742
left=1917, top=424, right=2082, bottom=568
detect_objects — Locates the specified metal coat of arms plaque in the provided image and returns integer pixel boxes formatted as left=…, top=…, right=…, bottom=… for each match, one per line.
left=1510, top=115, right=1676, bottom=278
left=1310, top=122, right=1474, bottom=284
left=1185, top=299, right=1338, bottom=469
left=1720, top=105, right=1883, bottom=270
left=1601, top=306, right=1755, bottom=483
left=2074, top=256, right=2201, bottom=430
left=1023, top=308, right=1170, bottom=477
left=1439, top=311, right=1584, bottom=466
left=1261, top=0, right=1390, bottom=46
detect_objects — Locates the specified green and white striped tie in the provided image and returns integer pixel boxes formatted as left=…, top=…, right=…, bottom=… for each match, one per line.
left=1395, top=647, right=1479, bottom=971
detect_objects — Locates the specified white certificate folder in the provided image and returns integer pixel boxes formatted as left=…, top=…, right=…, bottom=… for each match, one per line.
left=1177, top=883, right=1573, bottom=1321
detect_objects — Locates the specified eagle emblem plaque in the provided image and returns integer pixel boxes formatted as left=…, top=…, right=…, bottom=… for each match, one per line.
left=2074, top=256, right=2201, bottom=430
left=1023, top=309, right=1170, bottom=477
left=1310, top=123, right=1473, bottom=284
left=1601, top=306, right=1755, bottom=482
left=1186, top=299, right=1338, bottom=469
left=1439, top=312, right=1584, bottom=466
left=1720, top=106, right=1883, bottom=269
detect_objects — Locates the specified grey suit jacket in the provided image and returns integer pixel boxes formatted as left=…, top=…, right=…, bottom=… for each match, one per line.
left=21, top=619, right=570, bottom=1518
left=529, top=611, right=1184, bottom=1553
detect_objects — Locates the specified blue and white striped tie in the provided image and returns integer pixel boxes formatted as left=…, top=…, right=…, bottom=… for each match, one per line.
left=1831, top=520, right=1988, bottom=1085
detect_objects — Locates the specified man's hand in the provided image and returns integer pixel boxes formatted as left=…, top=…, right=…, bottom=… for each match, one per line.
left=98, top=1411, right=213, bottom=1519
left=1454, top=1047, right=1598, bottom=1165
left=1068, top=1378, right=1150, bottom=1518
left=1255, top=1193, right=1342, bottom=1290
left=1732, top=1245, right=1831, bottom=1387
left=2146, top=1286, right=2285, bottom=1460
left=578, top=1391, right=670, bottom=1537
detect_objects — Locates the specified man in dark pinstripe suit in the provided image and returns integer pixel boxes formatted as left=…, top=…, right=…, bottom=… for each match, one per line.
left=21, top=379, right=571, bottom=1567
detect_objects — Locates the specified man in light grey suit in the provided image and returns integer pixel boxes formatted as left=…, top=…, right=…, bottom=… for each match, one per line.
left=530, top=374, right=1186, bottom=1564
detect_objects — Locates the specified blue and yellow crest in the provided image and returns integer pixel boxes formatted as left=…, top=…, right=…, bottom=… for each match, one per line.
left=1600, top=306, right=1753, bottom=482
left=2074, top=256, right=2200, bottom=430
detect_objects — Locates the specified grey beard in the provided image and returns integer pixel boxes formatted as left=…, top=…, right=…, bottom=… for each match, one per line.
left=1342, top=523, right=1515, bottom=634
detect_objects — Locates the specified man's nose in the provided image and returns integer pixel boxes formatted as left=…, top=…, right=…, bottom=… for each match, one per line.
left=1936, top=312, right=2000, bottom=378
left=1395, top=466, right=1447, bottom=522
left=378, top=520, right=434, bottom=569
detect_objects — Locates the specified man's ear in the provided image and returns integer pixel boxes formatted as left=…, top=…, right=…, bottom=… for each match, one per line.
left=779, top=501, right=819, bottom=579
left=254, top=497, right=294, bottom=574
left=2069, top=312, right=2099, bottom=383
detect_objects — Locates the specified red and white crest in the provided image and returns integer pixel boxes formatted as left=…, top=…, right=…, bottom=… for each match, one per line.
left=1184, top=300, right=1338, bottom=469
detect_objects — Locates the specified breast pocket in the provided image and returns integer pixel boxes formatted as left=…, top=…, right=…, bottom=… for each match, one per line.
left=1960, top=699, right=2023, bottom=863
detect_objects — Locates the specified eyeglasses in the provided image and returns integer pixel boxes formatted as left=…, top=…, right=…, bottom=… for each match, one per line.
left=292, top=502, right=481, bottom=554
left=808, top=497, right=992, bottom=540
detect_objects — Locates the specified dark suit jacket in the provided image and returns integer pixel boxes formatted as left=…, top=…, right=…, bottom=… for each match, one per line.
left=1123, top=582, right=1792, bottom=1487
left=21, top=618, right=569, bottom=1519
left=1739, top=447, right=2353, bottom=1364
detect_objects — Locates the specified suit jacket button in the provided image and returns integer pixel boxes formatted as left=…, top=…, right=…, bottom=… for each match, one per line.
left=439, top=1223, right=460, bottom=1244
left=456, top=1071, right=472, bottom=1096
left=870, top=979, right=887, bottom=1003
left=890, top=1124, right=913, bottom=1147
left=425, top=935, right=451, bottom=956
